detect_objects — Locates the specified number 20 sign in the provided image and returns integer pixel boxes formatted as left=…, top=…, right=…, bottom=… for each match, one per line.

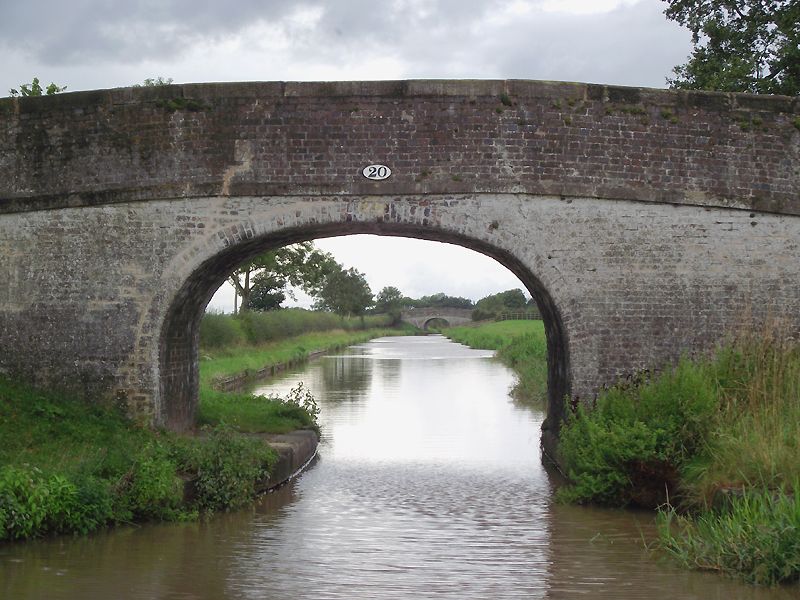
left=362, top=164, right=392, bottom=180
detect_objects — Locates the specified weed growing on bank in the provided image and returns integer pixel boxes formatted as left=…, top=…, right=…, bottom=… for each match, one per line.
left=445, top=320, right=547, bottom=403
left=0, top=377, right=303, bottom=541
left=199, top=386, right=320, bottom=434
left=555, top=328, right=800, bottom=584
left=657, top=484, right=800, bottom=586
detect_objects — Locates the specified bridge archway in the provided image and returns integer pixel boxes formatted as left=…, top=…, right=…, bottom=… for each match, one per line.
left=156, top=199, right=570, bottom=452
left=422, top=318, right=450, bottom=330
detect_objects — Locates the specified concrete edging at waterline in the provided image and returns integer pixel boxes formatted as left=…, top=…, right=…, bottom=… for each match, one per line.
left=260, top=430, right=319, bottom=491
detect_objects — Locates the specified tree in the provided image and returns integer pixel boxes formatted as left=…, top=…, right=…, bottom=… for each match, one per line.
left=472, top=288, right=528, bottom=321
left=664, top=1, right=800, bottom=95
left=229, top=242, right=336, bottom=313
left=374, top=286, right=405, bottom=324
left=9, top=77, right=66, bottom=97
left=412, top=293, right=474, bottom=309
left=247, top=274, right=286, bottom=311
left=315, top=267, right=373, bottom=319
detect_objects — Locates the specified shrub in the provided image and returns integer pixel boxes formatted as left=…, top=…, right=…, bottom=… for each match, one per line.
left=116, top=442, right=184, bottom=521
left=200, top=312, right=245, bottom=348
left=179, top=427, right=277, bottom=512
left=0, top=466, right=110, bottom=539
left=557, top=359, right=717, bottom=507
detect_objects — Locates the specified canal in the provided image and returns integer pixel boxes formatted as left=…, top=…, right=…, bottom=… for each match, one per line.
left=1, top=335, right=794, bottom=598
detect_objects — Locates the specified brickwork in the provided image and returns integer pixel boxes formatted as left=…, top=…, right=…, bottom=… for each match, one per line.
left=0, top=80, right=798, bottom=450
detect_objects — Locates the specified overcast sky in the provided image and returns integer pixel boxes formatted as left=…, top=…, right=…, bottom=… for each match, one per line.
left=3, top=0, right=692, bottom=311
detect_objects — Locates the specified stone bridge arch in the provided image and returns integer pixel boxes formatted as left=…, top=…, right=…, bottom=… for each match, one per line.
left=400, top=308, right=474, bottom=329
left=1, top=79, right=799, bottom=456
left=155, top=201, right=572, bottom=450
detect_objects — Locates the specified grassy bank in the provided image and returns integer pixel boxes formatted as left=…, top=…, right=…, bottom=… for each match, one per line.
left=556, top=330, right=800, bottom=585
left=0, top=376, right=317, bottom=541
left=444, top=320, right=547, bottom=403
left=200, top=309, right=393, bottom=349
left=197, top=308, right=415, bottom=432
left=0, top=309, right=408, bottom=541
left=445, top=320, right=800, bottom=585
left=198, top=326, right=410, bottom=431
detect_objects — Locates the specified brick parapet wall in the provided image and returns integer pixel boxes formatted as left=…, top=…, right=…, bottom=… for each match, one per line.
left=1, top=80, right=798, bottom=215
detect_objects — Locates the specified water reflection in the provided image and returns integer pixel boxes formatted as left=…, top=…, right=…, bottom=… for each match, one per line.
left=1, top=336, right=796, bottom=599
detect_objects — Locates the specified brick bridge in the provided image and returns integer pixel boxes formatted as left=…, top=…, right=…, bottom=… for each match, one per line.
left=1, top=80, right=798, bottom=456
left=400, top=308, right=473, bottom=329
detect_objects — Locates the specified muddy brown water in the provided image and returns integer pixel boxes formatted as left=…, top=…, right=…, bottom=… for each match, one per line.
left=1, top=335, right=796, bottom=599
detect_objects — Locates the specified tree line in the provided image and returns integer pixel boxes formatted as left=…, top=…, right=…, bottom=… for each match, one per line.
left=225, top=241, right=540, bottom=324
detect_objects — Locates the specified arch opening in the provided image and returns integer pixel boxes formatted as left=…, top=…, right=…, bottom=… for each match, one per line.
left=158, top=220, right=570, bottom=448
left=423, top=318, right=450, bottom=330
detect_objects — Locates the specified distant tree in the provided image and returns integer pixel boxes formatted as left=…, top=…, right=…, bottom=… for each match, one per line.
left=315, top=267, right=373, bottom=319
left=9, top=77, right=66, bottom=97
left=374, top=286, right=405, bottom=324
left=472, top=288, right=528, bottom=321
left=413, top=293, right=474, bottom=309
left=663, top=0, right=800, bottom=95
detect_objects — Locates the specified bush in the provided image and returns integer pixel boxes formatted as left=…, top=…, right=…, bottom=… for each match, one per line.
left=200, top=312, right=245, bottom=348
left=557, top=359, right=717, bottom=507
left=117, top=442, right=184, bottom=521
left=0, top=466, right=111, bottom=539
left=178, top=427, right=277, bottom=512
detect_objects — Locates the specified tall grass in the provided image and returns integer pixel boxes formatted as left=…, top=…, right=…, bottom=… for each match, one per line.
left=445, top=320, right=547, bottom=403
left=684, top=330, right=800, bottom=506
left=554, top=326, right=800, bottom=583
left=657, top=484, right=800, bottom=585
left=200, top=309, right=392, bottom=349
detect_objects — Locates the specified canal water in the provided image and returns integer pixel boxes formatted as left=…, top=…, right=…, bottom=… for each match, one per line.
left=1, top=335, right=795, bottom=599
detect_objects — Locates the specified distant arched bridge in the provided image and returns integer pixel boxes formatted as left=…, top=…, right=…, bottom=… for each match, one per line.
left=401, top=308, right=473, bottom=329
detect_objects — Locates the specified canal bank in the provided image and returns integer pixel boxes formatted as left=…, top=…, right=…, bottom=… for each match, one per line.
left=446, top=320, right=800, bottom=587
left=3, top=335, right=795, bottom=599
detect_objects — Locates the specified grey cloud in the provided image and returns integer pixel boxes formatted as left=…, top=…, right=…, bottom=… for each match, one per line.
left=3, top=0, right=303, bottom=63
left=2, top=0, right=505, bottom=65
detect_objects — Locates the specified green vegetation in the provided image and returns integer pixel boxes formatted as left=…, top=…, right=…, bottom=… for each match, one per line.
left=657, top=484, right=800, bottom=585
left=0, top=377, right=290, bottom=540
left=664, top=1, right=800, bottom=96
left=200, top=308, right=392, bottom=349
left=556, top=328, right=800, bottom=584
left=471, top=288, right=538, bottom=321
left=445, top=320, right=547, bottom=403
left=9, top=77, right=66, bottom=97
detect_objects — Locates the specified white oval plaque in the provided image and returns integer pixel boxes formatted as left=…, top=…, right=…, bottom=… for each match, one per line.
left=362, top=164, right=392, bottom=180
